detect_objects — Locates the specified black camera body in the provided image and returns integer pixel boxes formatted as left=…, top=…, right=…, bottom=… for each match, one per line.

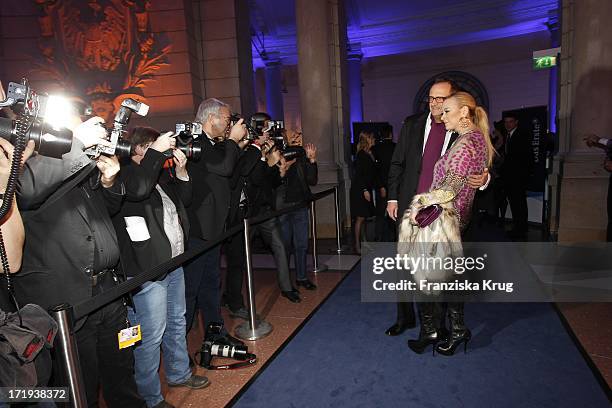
left=197, top=322, right=256, bottom=369
left=173, top=121, right=203, bottom=161
left=0, top=80, right=73, bottom=158
left=264, top=120, right=304, bottom=160
left=84, top=98, right=149, bottom=159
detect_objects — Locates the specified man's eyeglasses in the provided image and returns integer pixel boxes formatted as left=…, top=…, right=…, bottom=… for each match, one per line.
left=426, top=96, right=447, bottom=104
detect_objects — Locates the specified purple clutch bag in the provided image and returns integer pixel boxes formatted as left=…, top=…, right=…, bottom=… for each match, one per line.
left=415, top=204, right=442, bottom=228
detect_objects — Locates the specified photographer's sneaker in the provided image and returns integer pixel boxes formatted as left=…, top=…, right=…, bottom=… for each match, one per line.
left=168, top=374, right=210, bottom=389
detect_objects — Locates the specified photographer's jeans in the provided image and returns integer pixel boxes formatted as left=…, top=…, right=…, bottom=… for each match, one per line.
left=127, top=267, right=191, bottom=407
left=279, top=206, right=310, bottom=281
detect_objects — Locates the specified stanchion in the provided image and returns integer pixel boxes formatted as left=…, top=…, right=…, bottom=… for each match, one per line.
left=50, top=303, right=87, bottom=408
left=332, top=185, right=347, bottom=254
left=310, top=200, right=328, bottom=273
left=235, top=218, right=273, bottom=341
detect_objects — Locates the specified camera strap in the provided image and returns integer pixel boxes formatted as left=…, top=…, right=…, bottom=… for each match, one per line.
left=194, top=351, right=258, bottom=370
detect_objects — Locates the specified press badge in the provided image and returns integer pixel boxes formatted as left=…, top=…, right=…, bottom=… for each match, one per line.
left=118, top=325, right=141, bottom=349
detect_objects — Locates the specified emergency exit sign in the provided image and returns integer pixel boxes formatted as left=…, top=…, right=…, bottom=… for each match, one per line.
left=533, top=47, right=560, bottom=70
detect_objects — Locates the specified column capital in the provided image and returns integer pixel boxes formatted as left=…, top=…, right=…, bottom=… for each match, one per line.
left=262, top=51, right=282, bottom=68
left=347, top=43, right=363, bottom=61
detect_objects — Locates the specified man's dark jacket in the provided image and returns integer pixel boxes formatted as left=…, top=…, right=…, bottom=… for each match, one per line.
left=113, top=149, right=192, bottom=277
left=13, top=141, right=125, bottom=313
left=387, top=112, right=429, bottom=217
left=186, top=136, right=240, bottom=241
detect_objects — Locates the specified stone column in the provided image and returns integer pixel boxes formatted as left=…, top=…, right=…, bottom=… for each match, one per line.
left=263, top=52, right=284, bottom=120
left=347, top=43, right=364, bottom=143
left=190, top=0, right=256, bottom=116
left=296, top=0, right=352, bottom=237
left=554, top=0, right=612, bottom=241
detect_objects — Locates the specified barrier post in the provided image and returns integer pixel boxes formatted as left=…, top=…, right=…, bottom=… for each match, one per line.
left=332, top=186, right=347, bottom=254
left=235, top=218, right=273, bottom=341
left=49, top=303, right=88, bottom=408
left=310, top=200, right=328, bottom=273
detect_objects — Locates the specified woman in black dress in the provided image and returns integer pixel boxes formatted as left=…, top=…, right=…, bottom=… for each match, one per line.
left=350, top=131, right=377, bottom=254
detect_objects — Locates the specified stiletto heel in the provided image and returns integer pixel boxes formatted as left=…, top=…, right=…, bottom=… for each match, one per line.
left=435, top=302, right=471, bottom=357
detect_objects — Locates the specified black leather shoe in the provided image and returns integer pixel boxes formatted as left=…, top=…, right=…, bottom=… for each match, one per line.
left=385, top=321, right=415, bottom=336
left=281, top=290, right=301, bottom=303
left=296, top=279, right=317, bottom=290
left=167, top=374, right=210, bottom=389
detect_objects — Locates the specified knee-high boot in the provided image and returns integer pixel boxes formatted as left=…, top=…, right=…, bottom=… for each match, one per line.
left=435, top=302, right=471, bottom=356
left=407, top=302, right=440, bottom=354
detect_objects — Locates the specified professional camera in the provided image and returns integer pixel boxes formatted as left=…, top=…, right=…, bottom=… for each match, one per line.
left=196, top=322, right=256, bottom=370
left=0, top=80, right=73, bottom=158
left=230, top=113, right=259, bottom=141
left=84, top=98, right=149, bottom=158
left=174, top=121, right=202, bottom=161
left=263, top=120, right=304, bottom=161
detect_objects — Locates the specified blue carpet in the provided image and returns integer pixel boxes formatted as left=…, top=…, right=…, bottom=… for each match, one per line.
left=234, top=265, right=610, bottom=408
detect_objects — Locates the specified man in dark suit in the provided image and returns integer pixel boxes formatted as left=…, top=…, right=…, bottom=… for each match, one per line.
left=15, top=117, right=145, bottom=407
left=502, top=112, right=531, bottom=239
left=385, top=78, right=489, bottom=351
left=183, top=98, right=246, bottom=341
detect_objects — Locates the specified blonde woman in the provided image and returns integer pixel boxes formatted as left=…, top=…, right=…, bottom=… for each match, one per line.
left=401, top=91, right=494, bottom=355
left=350, top=131, right=377, bottom=254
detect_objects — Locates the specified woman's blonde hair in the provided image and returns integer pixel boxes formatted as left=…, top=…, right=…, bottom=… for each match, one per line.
left=448, top=91, right=494, bottom=167
left=356, top=131, right=375, bottom=154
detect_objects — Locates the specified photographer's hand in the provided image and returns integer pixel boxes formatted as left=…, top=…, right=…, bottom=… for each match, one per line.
left=73, top=117, right=110, bottom=149
left=278, top=157, right=296, bottom=177
left=229, top=118, right=247, bottom=143
left=173, top=148, right=189, bottom=180
left=97, top=155, right=120, bottom=188
left=150, top=131, right=176, bottom=153
left=305, top=143, right=317, bottom=163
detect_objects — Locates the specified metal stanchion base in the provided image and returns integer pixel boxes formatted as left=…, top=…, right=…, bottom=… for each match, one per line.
left=235, top=320, right=273, bottom=341
left=311, top=265, right=328, bottom=273
left=331, top=247, right=350, bottom=255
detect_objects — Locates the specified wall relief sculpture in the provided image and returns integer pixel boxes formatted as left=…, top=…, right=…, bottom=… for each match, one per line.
left=32, top=0, right=171, bottom=121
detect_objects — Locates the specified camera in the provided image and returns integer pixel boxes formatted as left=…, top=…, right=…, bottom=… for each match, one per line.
left=196, top=322, right=256, bottom=369
left=263, top=120, right=304, bottom=161
left=0, top=80, right=73, bottom=158
left=174, top=121, right=203, bottom=161
left=84, top=98, right=149, bottom=159
left=230, top=113, right=259, bottom=141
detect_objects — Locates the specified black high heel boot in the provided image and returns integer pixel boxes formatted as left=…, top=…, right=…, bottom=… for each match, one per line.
left=407, top=302, right=439, bottom=355
left=436, top=302, right=471, bottom=356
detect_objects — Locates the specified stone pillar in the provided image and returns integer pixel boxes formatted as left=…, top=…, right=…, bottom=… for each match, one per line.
left=547, top=11, right=560, bottom=134
left=191, top=0, right=255, bottom=116
left=554, top=0, right=612, bottom=241
left=296, top=0, right=352, bottom=237
left=263, top=52, right=284, bottom=120
left=347, top=43, right=363, bottom=143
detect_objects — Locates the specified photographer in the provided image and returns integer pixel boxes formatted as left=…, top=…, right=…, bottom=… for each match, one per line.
left=114, top=127, right=208, bottom=408
left=14, top=117, right=145, bottom=407
left=183, top=98, right=247, bottom=345
left=275, top=131, right=319, bottom=290
left=224, top=114, right=300, bottom=316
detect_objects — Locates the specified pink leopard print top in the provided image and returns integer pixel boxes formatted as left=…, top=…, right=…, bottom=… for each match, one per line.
left=430, top=129, right=488, bottom=229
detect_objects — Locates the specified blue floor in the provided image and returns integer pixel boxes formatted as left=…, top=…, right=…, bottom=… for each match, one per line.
left=234, top=265, right=610, bottom=408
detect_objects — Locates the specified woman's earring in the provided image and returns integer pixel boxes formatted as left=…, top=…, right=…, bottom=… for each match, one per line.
left=459, top=117, right=470, bottom=130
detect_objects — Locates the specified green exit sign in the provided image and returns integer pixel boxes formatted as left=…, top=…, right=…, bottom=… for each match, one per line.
left=533, top=56, right=557, bottom=70
left=533, top=47, right=560, bottom=70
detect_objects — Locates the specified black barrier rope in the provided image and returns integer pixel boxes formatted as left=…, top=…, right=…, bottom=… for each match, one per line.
left=71, top=187, right=337, bottom=321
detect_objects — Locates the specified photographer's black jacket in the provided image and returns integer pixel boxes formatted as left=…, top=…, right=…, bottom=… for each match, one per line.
left=278, top=147, right=317, bottom=205
left=186, top=135, right=240, bottom=241
left=228, top=145, right=282, bottom=222
left=114, top=149, right=192, bottom=278
left=13, top=140, right=125, bottom=313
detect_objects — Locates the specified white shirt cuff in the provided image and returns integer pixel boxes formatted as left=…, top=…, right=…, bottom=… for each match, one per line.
left=478, top=172, right=491, bottom=191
